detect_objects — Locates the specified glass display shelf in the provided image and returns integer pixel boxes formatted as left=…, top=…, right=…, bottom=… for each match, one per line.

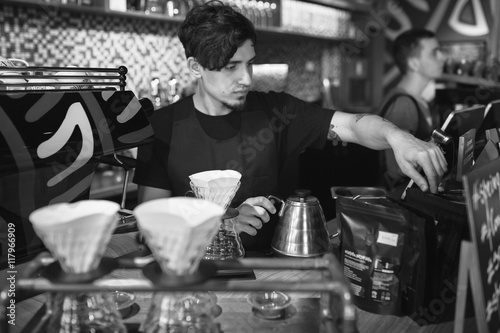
left=3, top=0, right=365, bottom=41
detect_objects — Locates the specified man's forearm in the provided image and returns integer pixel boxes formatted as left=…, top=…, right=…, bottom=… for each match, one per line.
left=329, top=111, right=447, bottom=193
left=329, top=111, right=401, bottom=150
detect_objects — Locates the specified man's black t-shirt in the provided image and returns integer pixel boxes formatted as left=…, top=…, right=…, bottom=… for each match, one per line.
left=133, top=90, right=335, bottom=251
left=134, top=90, right=335, bottom=196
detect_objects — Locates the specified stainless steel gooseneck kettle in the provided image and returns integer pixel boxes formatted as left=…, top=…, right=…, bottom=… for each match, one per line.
left=268, top=189, right=330, bottom=257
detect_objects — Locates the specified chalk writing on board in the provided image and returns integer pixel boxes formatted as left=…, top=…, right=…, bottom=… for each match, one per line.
left=472, top=172, right=500, bottom=251
left=486, top=245, right=500, bottom=284
left=485, top=282, right=500, bottom=322
left=471, top=171, right=500, bottom=325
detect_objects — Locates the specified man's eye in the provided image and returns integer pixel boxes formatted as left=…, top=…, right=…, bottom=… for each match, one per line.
left=225, top=65, right=236, bottom=70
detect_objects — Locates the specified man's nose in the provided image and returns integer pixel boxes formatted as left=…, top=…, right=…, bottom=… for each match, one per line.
left=239, top=67, right=252, bottom=86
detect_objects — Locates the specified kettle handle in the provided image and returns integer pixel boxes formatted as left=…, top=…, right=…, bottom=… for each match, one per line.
left=267, top=194, right=285, bottom=216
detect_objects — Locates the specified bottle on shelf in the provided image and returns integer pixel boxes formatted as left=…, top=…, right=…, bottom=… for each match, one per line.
left=144, top=0, right=166, bottom=14
left=167, top=77, right=181, bottom=104
left=150, top=77, right=162, bottom=108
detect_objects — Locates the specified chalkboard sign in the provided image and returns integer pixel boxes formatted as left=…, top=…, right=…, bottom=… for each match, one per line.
left=455, top=157, right=500, bottom=333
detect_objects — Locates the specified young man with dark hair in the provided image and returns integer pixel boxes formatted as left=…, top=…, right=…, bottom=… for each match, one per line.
left=134, top=2, right=447, bottom=252
left=379, top=28, right=446, bottom=189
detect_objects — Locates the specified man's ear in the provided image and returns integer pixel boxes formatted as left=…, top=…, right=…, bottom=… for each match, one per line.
left=187, top=57, right=202, bottom=78
left=407, top=57, right=420, bottom=73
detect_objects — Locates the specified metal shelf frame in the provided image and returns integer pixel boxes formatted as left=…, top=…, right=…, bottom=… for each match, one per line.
left=0, top=252, right=356, bottom=333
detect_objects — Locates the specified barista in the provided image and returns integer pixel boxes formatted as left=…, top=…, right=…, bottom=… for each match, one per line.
left=133, top=1, right=447, bottom=252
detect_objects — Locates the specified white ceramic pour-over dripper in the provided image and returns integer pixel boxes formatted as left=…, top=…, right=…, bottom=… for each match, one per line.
left=189, top=181, right=241, bottom=210
left=189, top=170, right=242, bottom=210
left=29, top=200, right=120, bottom=274
left=134, top=197, right=225, bottom=276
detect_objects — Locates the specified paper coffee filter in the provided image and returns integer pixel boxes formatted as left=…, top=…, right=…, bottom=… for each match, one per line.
left=30, top=200, right=119, bottom=227
left=134, top=197, right=225, bottom=275
left=29, top=200, right=120, bottom=274
left=189, top=170, right=241, bottom=188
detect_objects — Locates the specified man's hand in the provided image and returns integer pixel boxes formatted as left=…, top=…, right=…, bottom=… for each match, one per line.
left=235, top=196, right=276, bottom=236
left=389, top=130, right=447, bottom=193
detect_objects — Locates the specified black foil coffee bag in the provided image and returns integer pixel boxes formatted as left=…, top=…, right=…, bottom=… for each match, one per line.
left=337, top=197, right=427, bottom=316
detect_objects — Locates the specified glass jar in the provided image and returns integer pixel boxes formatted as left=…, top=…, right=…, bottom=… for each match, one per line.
left=143, top=292, right=218, bottom=333
left=204, top=208, right=245, bottom=260
left=46, top=292, right=127, bottom=333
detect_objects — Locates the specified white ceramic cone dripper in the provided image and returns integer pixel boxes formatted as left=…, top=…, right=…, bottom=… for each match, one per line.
left=189, top=181, right=241, bottom=210
left=189, top=169, right=242, bottom=210
left=134, top=197, right=225, bottom=275
left=29, top=200, right=120, bottom=274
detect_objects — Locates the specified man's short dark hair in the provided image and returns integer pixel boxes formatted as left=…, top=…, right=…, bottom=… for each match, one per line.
left=392, top=28, right=436, bottom=74
left=178, top=0, right=257, bottom=71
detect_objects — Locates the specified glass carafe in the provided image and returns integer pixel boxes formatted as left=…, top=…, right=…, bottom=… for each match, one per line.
left=47, top=292, right=127, bottom=333
left=204, top=208, right=245, bottom=260
left=143, top=292, right=218, bottom=333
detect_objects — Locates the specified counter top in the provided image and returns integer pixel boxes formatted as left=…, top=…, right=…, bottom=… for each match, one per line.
left=109, top=267, right=478, bottom=333
left=4, top=232, right=479, bottom=333
left=8, top=269, right=478, bottom=333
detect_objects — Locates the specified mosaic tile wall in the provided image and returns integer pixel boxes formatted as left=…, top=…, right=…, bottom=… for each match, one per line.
left=0, top=3, right=341, bottom=102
